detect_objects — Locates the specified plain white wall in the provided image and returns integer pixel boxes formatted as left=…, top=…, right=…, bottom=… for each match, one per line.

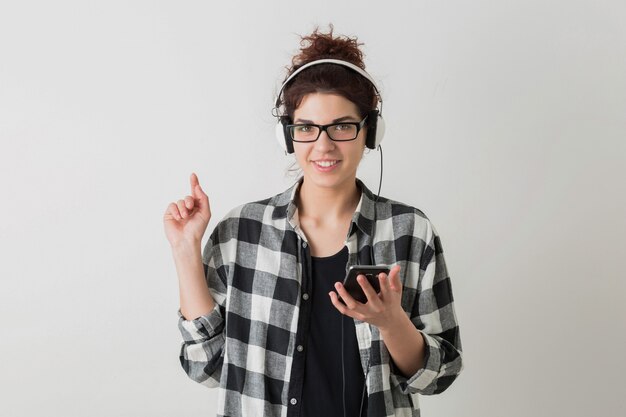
left=1, top=1, right=625, bottom=416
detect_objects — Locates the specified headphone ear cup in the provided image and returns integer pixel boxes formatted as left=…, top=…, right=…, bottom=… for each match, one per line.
left=275, top=121, right=286, bottom=152
left=275, top=116, right=294, bottom=154
left=366, top=110, right=385, bottom=149
left=374, top=113, right=385, bottom=148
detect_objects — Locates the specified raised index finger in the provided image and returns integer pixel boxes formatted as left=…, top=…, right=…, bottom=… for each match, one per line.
left=190, top=172, right=199, bottom=193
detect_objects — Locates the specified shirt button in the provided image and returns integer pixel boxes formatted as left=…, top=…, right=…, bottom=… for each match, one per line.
left=302, top=293, right=309, bottom=300
left=302, top=241, right=307, bottom=248
left=297, top=345, right=304, bottom=352
left=290, top=398, right=298, bottom=405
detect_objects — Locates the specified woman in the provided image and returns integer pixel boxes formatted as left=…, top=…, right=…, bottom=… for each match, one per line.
left=164, top=26, right=463, bottom=417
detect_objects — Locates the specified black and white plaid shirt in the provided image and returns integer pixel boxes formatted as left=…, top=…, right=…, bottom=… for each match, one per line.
left=177, top=177, right=463, bottom=417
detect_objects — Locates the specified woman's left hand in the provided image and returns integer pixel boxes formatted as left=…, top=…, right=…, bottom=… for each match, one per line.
left=329, top=264, right=405, bottom=331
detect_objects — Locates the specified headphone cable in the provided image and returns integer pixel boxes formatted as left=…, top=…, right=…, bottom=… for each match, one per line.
left=369, top=144, right=383, bottom=264
left=376, top=144, right=383, bottom=202
left=341, top=314, right=346, bottom=417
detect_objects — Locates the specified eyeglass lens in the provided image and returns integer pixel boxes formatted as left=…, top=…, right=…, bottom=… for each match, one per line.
left=291, top=123, right=358, bottom=141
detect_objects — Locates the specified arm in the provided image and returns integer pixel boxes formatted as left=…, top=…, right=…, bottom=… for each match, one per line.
left=328, top=216, right=463, bottom=395
left=333, top=263, right=428, bottom=377
left=377, top=309, right=427, bottom=378
left=392, top=219, right=464, bottom=395
left=175, top=239, right=215, bottom=320
left=176, top=227, right=228, bottom=388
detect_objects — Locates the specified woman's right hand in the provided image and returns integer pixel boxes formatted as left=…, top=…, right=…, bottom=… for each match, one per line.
left=163, top=172, right=211, bottom=248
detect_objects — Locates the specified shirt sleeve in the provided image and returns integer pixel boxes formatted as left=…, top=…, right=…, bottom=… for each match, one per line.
left=392, top=218, right=464, bottom=395
left=177, top=224, right=229, bottom=388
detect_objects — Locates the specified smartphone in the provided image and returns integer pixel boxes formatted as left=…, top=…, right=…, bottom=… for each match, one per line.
left=341, top=265, right=391, bottom=304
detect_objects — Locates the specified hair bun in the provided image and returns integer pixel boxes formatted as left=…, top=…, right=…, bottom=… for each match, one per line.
left=279, top=24, right=377, bottom=121
left=291, top=23, right=366, bottom=70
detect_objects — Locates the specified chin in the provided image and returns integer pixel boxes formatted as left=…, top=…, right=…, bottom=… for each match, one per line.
left=305, top=171, right=353, bottom=189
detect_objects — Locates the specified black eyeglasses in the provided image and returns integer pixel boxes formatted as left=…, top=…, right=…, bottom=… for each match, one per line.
left=287, top=115, right=368, bottom=142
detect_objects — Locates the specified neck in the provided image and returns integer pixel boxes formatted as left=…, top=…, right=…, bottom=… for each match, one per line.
left=296, top=177, right=361, bottom=221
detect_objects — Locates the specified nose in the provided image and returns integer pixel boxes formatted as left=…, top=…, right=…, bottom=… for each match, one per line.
left=314, top=129, right=335, bottom=152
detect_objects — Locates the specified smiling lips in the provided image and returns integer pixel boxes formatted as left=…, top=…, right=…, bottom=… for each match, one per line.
left=314, top=160, right=339, bottom=167
left=312, top=159, right=340, bottom=171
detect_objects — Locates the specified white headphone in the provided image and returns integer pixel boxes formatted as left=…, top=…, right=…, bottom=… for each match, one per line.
left=272, top=58, right=385, bottom=154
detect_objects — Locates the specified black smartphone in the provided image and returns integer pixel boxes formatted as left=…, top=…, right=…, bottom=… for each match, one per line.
left=341, top=265, right=391, bottom=304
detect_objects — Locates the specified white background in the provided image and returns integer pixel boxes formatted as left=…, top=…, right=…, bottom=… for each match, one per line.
left=1, top=1, right=625, bottom=416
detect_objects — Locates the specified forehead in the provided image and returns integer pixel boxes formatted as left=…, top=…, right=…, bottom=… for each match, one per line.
left=293, top=92, right=360, bottom=122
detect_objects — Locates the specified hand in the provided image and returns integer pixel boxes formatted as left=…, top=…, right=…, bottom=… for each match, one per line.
left=329, top=265, right=405, bottom=331
left=163, top=172, right=211, bottom=247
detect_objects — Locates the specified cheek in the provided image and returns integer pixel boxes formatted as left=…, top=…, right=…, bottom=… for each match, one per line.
left=354, top=143, right=367, bottom=159
left=293, top=146, right=310, bottom=164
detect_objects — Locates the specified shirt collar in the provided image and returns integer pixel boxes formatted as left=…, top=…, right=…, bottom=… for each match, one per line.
left=272, top=177, right=378, bottom=237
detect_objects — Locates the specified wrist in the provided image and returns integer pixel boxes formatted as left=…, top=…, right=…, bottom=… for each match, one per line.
left=377, top=307, right=411, bottom=335
left=171, top=238, right=202, bottom=254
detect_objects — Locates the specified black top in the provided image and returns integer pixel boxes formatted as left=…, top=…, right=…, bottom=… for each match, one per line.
left=301, top=245, right=368, bottom=417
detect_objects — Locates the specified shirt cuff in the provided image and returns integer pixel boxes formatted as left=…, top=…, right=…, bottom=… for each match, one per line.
left=391, top=330, right=443, bottom=394
left=177, top=303, right=224, bottom=343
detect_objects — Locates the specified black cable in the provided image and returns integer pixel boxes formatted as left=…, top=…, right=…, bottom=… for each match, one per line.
left=341, top=314, right=346, bottom=417
left=376, top=144, right=383, bottom=202
left=358, top=375, right=367, bottom=417
left=369, top=144, right=383, bottom=266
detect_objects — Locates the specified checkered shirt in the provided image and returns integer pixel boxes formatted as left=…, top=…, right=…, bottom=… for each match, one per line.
left=177, top=177, right=463, bottom=417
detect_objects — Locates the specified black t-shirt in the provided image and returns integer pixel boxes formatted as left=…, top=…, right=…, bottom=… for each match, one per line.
left=301, top=245, right=368, bottom=417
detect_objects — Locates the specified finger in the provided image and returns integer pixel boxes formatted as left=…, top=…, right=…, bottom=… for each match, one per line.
left=388, top=265, right=402, bottom=292
left=330, top=292, right=365, bottom=321
left=191, top=173, right=206, bottom=201
left=190, top=172, right=199, bottom=196
left=328, top=291, right=350, bottom=316
left=184, top=195, right=194, bottom=210
left=378, top=271, right=390, bottom=297
left=177, top=199, right=189, bottom=218
left=166, top=202, right=182, bottom=221
left=334, top=282, right=360, bottom=310
left=357, top=274, right=382, bottom=307
left=191, top=174, right=210, bottom=215
left=198, top=185, right=211, bottom=218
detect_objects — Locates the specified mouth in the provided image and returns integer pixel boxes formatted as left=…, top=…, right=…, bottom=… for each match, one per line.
left=311, top=159, right=341, bottom=172
left=312, top=160, right=340, bottom=168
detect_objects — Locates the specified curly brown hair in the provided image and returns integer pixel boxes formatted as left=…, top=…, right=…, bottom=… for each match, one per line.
left=278, top=24, right=378, bottom=121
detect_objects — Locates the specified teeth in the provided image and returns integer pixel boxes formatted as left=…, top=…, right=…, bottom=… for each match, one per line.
left=315, top=160, right=338, bottom=167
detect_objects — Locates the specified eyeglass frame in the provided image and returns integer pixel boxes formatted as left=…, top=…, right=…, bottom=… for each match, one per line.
left=286, top=115, right=369, bottom=143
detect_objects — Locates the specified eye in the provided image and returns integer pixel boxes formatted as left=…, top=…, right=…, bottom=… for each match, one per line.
left=295, top=125, right=313, bottom=133
left=334, top=124, right=353, bottom=131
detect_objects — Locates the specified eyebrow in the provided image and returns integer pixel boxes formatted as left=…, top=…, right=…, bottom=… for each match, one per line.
left=294, top=116, right=359, bottom=124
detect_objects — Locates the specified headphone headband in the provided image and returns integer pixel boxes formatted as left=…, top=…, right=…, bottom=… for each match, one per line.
left=273, top=58, right=386, bottom=153
left=273, top=58, right=383, bottom=116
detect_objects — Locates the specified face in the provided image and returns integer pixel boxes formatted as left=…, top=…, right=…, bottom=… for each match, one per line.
left=291, top=92, right=366, bottom=191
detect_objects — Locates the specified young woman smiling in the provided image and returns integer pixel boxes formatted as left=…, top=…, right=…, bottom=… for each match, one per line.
left=165, top=25, right=463, bottom=417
